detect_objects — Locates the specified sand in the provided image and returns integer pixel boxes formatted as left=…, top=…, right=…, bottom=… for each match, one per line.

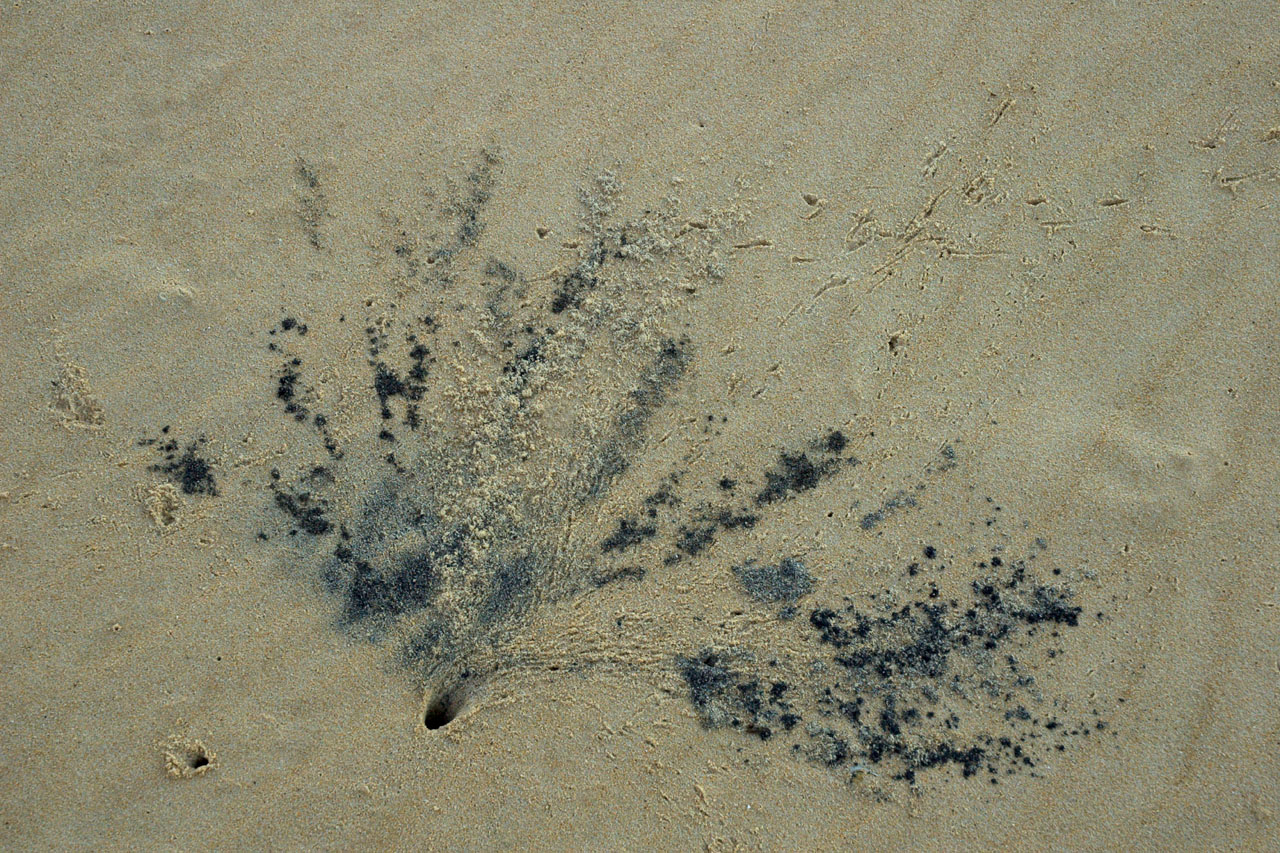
left=1, top=1, right=1278, bottom=850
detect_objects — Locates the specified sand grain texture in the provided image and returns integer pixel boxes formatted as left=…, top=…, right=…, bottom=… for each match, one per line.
left=1, top=2, right=1278, bottom=850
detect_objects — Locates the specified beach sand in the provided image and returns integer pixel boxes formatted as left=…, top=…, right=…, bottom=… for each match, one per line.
left=1, top=2, right=1278, bottom=849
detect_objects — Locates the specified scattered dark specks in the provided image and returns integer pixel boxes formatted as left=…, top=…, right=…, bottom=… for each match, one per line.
left=323, top=478, right=455, bottom=626
left=925, top=442, right=958, bottom=475
left=678, top=648, right=773, bottom=737
left=644, top=482, right=681, bottom=509
left=148, top=434, right=218, bottom=496
left=270, top=349, right=341, bottom=457
left=605, top=432, right=851, bottom=567
left=244, top=158, right=743, bottom=693
left=372, top=364, right=406, bottom=416
left=680, top=541, right=1104, bottom=789
left=756, top=452, right=829, bottom=504
left=277, top=362, right=302, bottom=409
left=453, top=156, right=495, bottom=247
left=590, top=338, right=690, bottom=496
left=189, top=155, right=1105, bottom=796
left=550, top=237, right=607, bottom=314
left=675, top=522, right=719, bottom=557
left=601, top=517, right=657, bottom=553
left=277, top=316, right=308, bottom=335
left=295, top=157, right=329, bottom=249
left=270, top=480, right=332, bottom=536
left=860, top=443, right=959, bottom=530
left=733, top=556, right=814, bottom=604
left=753, top=430, right=854, bottom=506
left=713, top=508, right=758, bottom=531
left=484, top=258, right=518, bottom=283
left=859, top=489, right=920, bottom=530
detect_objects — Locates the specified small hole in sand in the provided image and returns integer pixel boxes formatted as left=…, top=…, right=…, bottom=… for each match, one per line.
left=423, top=690, right=462, bottom=730
left=164, top=739, right=215, bottom=778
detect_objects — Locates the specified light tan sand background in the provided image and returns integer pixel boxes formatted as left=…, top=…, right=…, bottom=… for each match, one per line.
left=2, top=1, right=1278, bottom=849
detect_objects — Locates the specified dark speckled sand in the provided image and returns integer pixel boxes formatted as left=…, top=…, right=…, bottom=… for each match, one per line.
left=2, top=2, right=1278, bottom=849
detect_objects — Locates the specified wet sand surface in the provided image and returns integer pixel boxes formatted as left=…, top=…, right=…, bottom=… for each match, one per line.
left=2, top=2, right=1278, bottom=849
